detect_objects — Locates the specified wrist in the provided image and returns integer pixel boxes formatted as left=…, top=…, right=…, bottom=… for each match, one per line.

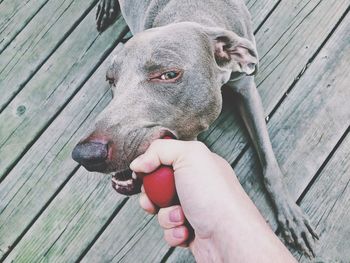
left=210, top=193, right=297, bottom=263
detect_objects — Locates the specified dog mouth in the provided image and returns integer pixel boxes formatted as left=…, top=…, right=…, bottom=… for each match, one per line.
left=111, top=169, right=142, bottom=195
left=110, top=130, right=177, bottom=196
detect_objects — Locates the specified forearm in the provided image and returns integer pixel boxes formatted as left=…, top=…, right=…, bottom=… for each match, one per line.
left=213, top=186, right=297, bottom=262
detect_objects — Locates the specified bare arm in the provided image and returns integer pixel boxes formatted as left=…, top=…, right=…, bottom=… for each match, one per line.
left=130, top=140, right=296, bottom=262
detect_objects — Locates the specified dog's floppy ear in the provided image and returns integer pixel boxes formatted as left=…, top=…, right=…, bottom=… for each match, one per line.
left=205, top=27, right=258, bottom=78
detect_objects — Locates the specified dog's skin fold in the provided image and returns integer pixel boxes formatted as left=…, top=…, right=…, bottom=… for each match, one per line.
left=72, top=0, right=318, bottom=257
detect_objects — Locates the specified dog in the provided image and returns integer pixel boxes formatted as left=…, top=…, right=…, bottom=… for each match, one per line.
left=72, top=0, right=318, bottom=257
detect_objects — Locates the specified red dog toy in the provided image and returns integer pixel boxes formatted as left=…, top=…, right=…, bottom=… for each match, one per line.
left=139, top=136, right=178, bottom=207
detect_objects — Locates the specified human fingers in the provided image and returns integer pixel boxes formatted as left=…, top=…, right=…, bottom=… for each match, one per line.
left=130, top=140, right=209, bottom=173
left=158, top=205, right=185, bottom=229
left=163, top=225, right=189, bottom=247
left=139, top=191, right=157, bottom=214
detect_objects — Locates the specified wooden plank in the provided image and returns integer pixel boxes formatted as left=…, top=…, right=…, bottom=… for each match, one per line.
left=200, top=0, right=349, bottom=163
left=3, top=1, right=344, bottom=262
left=2, top=168, right=127, bottom=263
left=166, top=248, right=196, bottom=263
left=80, top=198, right=169, bottom=263
left=0, top=0, right=49, bottom=53
left=0, top=42, right=133, bottom=259
left=163, top=156, right=350, bottom=263
left=295, top=132, right=350, bottom=262
left=232, top=10, right=350, bottom=238
left=173, top=8, right=350, bottom=261
left=245, top=0, right=279, bottom=29
left=0, top=1, right=279, bottom=261
left=0, top=12, right=128, bottom=180
left=73, top=2, right=285, bottom=261
left=0, top=0, right=97, bottom=110
left=0, top=49, right=115, bottom=258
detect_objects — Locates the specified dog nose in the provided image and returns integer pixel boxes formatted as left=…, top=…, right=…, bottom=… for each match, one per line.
left=72, top=140, right=109, bottom=171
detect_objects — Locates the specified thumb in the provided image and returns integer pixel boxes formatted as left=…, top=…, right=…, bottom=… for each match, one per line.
left=129, top=139, right=189, bottom=173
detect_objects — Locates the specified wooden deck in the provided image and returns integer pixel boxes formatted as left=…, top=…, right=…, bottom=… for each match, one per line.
left=0, top=0, right=349, bottom=262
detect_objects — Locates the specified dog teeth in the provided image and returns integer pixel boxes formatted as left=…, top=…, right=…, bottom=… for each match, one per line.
left=120, top=179, right=133, bottom=186
left=132, top=172, right=137, bottom=180
left=112, top=177, right=133, bottom=187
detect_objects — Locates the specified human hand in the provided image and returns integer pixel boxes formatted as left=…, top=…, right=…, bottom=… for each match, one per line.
left=130, top=140, right=238, bottom=241
left=130, top=140, right=296, bottom=262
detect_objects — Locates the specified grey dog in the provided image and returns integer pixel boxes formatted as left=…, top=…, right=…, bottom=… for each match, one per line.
left=72, top=0, right=318, bottom=257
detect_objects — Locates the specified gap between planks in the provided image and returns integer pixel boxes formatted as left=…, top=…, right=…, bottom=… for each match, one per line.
left=1, top=0, right=348, bottom=262
left=0, top=0, right=50, bottom=54
left=0, top=0, right=100, bottom=113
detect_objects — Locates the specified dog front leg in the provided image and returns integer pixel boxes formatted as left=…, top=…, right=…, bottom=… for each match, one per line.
left=226, top=76, right=318, bottom=257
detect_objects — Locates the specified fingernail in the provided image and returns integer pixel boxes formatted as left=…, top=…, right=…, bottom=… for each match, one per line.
left=169, top=208, right=182, bottom=222
left=173, top=228, right=184, bottom=239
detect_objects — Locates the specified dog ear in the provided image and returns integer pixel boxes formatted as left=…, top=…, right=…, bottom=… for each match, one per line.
left=206, top=27, right=258, bottom=78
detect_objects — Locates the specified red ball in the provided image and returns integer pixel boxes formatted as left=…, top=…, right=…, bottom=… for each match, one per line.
left=141, top=166, right=177, bottom=208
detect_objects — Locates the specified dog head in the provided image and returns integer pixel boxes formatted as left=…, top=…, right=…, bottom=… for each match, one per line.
left=72, top=22, right=258, bottom=195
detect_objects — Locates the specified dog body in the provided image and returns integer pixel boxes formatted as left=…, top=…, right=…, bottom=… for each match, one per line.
left=119, top=0, right=253, bottom=37
left=72, top=0, right=318, bottom=256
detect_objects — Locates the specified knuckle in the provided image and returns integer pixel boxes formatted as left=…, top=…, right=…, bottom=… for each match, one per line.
left=186, top=141, right=209, bottom=155
left=149, top=139, right=164, bottom=150
left=192, top=141, right=207, bottom=150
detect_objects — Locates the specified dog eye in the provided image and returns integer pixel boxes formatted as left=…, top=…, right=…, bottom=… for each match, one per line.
left=160, top=71, right=179, bottom=80
left=149, top=69, right=182, bottom=83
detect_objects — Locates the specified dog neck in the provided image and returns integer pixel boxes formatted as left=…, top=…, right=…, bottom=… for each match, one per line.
left=118, top=0, right=254, bottom=41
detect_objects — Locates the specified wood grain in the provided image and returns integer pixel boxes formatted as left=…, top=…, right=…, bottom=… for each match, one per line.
left=80, top=198, right=169, bottom=263
left=166, top=248, right=196, bottom=263
left=245, top=0, right=280, bottom=29
left=0, top=0, right=48, bottom=53
left=0, top=12, right=128, bottom=179
left=0, top=0, right=97, bottom=110
left=0, top=0, right=348, bottom=262
left=233, top=10, right=350, bottom=241
left=0, top=0, right=279, bottom=261
left=3, top=169, right=127, bottom=262
left=296, top=132, right=350, bottom=262
left=0, top=42, right=126, bottom=258
left=201, top=0, right=349, bottom=164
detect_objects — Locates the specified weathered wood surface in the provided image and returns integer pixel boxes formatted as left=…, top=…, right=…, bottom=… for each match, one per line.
left=0, top=5, right=127, bottom=260
left=80, top=198, right=169, bottom=263
left=201, top=0, right=349, bottom=163
left=245, top=0, right=279, bottom=29
left=0, top=0, right=278, bottom=261
left=0, top=0, right=97, bottom=110
left=3, top=169, right=126, bottom=263
left=0, top=0, right=48, bottom=53
left=0, top=11, right=128, bottom=180
left=166, top=248, right=196, bottom=263
left=0, top=42, right=132, bottom=259
left=167, top=4, right=350, bottom=262
left=233, top=9, right=349, bottom=231
left=297, top=132, right=350, bottom=262
left=0, top=0, right=349, bottom=262
left=0, top=50, right=115, bottom=258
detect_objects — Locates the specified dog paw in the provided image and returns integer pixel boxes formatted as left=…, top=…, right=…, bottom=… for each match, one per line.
left=96, top=0, right=119, bottom=32
left=277, top=202, right=319, bottom=258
